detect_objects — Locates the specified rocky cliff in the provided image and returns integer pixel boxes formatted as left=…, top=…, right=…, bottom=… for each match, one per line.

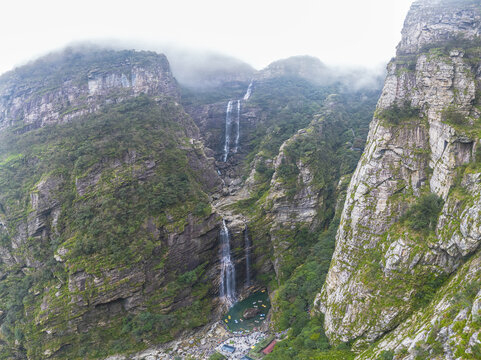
left=0, top=42, right=385, bottom=359
left=319, top=0, right=481, bottom=357
left=0, top=48, right=180, bottom=132
left=0, top=49, right=226, bottom=359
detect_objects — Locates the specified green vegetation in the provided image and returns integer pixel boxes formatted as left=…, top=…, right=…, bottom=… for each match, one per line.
left=402, top=193, right=444, bottom=232
left=393, top=54, right=417, bottom=73
left=0, top=47, right=169, bottom=95
left=265, top=316, right=355, bottom=359
left=243, top=77, right=337, bottom=162
left=230, top=88, right=377, bottom=359
left=413, top=272, right=449, bottom=310
left=440, top=105, right=481, bottom=139
left=0, top=48, right=383, bottom=359
left=264, top=219, right=356, bottom=359
left=442, top=106, right=468, bottom=126
left=208, top=352, right=226, bottom=360
left=419, top=34, right=481, bottom=59
left=376, top=102, right=420, bottom=125
left=0, top=96, right=215, bottom=358
left=274, top=220, right=338, bottom=333
left=377, top=350, right=394, bottom=360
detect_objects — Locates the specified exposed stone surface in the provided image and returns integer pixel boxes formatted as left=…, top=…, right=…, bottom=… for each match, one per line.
left=0, top=49, right=179, bottom=132
left=0, top=48, right=229, bottom=359
left=265, top=128, right=323, bottom=277
left=357, top=249, right=481, bottom=360
left=319, top=0, right=481, bottom=353
left=243, top=307, right=260, bottom=319
left=397, top=0, right=481, bottom=56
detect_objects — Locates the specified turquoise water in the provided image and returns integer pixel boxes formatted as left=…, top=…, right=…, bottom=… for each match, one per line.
left=222, top=290, right=270, bottom=333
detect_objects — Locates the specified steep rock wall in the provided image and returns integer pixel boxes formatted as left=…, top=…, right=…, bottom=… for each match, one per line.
left=319, top=0, right=481, bottom=348
left=0, top=49, right=224, bottom=359
left=0, top=49, right=179, bottom=132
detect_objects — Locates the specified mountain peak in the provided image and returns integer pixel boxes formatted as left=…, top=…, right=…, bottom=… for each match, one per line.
left=398, top=0, right=481, bottom=55
left=256, top=55, right=330, bottom=83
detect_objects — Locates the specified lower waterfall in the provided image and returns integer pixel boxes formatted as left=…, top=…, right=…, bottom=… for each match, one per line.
left=219, top=219, right=236, bottom=305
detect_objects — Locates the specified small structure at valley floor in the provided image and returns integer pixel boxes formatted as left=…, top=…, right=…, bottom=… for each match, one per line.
left=222, top=344, right=236, bottom=353
left=261, top=340, right=277, bottom=355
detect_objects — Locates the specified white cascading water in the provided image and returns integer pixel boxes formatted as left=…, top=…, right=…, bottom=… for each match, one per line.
left=220, top=219, right=236, bottom=305
left=222, top=100, right=234, bottom=162
left=243, top=80, right=253, bottom=100
left=221, top=82, right=253, bottom=162
left=233, top=100, right=241, bottom=153
left=244, top=226, right=251, bottom=287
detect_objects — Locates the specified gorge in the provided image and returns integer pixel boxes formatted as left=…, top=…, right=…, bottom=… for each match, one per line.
left=1, top=1, right=481, bottom=359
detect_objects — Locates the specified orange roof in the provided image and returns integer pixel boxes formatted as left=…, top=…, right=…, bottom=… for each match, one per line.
left=261, top=340, right=277, bottom=355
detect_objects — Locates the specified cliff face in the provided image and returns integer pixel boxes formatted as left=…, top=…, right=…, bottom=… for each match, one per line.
left=0, top=48, right=179, bottom=132
left=0, top=49, right=225, bottom=359
left=262, top=94, right=373, bottom=280
left=0, top=41, right=391, bottom=359
left=319, top=0, right=481, bottom=355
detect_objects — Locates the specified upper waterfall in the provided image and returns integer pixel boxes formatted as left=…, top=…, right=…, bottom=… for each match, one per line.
left=221, top=82, right=253, bottom=162
left=222, top=100, right=234, bottom=162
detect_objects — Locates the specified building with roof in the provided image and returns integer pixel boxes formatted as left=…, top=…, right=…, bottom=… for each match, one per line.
left=222, top=344, right=236, bottom=353
left=241, top=356, right=254, bottom=360
left=261, top=340, right=277, bottom=355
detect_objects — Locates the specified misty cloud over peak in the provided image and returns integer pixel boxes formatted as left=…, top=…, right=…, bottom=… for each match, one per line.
left=1, top=41, right=386, bottom=92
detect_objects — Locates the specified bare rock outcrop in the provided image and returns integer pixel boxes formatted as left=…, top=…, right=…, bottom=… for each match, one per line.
left=319, top=0, right=481, bottom=351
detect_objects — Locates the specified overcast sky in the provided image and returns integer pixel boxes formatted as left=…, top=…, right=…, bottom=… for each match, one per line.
left=1, top=0, right=414, bottom=75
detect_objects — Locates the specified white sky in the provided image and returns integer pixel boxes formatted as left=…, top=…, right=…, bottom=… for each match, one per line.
left=1, top=0, right=414, bottom=75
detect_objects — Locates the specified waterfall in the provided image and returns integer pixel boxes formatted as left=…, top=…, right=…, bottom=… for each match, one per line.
left=243, top=81, right=253, bottom=101
left=244, top=227, right=251, bottom=287
left=222, top=100, right=234, bottom=162
left=220, top=219, right=236, bottom=305
left=233, top=100, right=241, bottom=153
left=221, top=82, right=253, bottom=162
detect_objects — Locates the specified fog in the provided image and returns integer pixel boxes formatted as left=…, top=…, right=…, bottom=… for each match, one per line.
left=0, top=37, right=385, bottom=94
left=5, top=38, right=385, bottom=92
left=0, top=0, right=414, bottom=77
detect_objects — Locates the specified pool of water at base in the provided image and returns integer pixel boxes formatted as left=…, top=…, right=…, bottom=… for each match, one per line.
left=222, top=290, right=270, bottom=333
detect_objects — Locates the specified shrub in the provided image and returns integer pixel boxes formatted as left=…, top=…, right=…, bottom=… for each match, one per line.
left=377, top=350, right=395, bottom=360
left=403, top=193, right=444, bottom=232
left=413, top=272, right=448, bottom=309
left=208, top=353, right=226, bottom=360
left=377, top=102, right=420, bottom=124
left=442, top=106, right=468, bottom=126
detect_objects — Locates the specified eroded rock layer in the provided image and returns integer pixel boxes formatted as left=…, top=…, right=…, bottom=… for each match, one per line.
left=319, top=1, right=481, bottom=357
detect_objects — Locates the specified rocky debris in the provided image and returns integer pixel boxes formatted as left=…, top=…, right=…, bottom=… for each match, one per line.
left=104, top=321, right=276, bottom=360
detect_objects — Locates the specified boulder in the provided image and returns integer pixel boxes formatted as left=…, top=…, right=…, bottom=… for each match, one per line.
left=243, top=307, right=260, bottom=319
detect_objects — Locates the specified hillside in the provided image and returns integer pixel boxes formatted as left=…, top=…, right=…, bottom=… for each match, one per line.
left=0, top=44, right=383, bottom=359
left=0, top=49, right=223, bottom=359
left=5, top=1, right=481, bottom=357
